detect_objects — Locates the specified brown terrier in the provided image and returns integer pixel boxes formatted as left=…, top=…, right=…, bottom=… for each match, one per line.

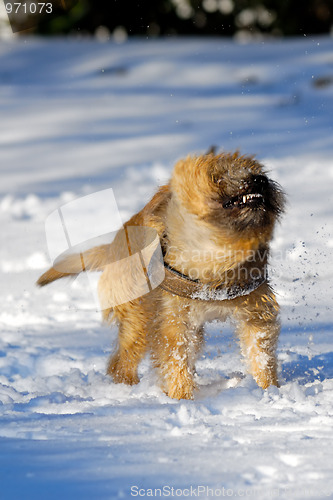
left=37, top=151, right=285, bottom=400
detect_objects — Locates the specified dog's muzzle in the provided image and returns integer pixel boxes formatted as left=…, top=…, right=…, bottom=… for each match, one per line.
left=222, top=174, right=268, bottom=210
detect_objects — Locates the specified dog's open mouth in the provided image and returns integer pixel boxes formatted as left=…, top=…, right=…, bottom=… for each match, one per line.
left=223, top=192, right=264, bottom=209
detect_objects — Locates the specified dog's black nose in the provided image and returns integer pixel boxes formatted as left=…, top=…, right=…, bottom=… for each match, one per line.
left=251, top=175, right=268, bottom=193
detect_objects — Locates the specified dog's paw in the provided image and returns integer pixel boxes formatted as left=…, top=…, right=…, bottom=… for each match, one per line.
left=107, top=355, right=140, bottom=386
left=164, top=373, right=196, bottom=400
left=253, top=370, right=279, bottom=390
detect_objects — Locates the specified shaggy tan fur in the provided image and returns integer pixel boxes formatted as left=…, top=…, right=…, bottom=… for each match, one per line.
left=37, top=151, right=285, bottom=400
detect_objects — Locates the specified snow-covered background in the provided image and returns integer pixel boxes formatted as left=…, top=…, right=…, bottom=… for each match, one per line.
left=0, top=35, right=333, bottom=499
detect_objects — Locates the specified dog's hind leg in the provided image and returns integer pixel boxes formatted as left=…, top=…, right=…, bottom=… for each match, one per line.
left=107, top=301, right=148, bottom=385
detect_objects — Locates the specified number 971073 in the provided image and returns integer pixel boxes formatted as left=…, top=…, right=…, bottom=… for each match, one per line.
left=5, top=3, right=53, bottom=15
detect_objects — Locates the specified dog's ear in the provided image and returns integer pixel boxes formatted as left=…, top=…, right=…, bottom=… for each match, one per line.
left=206, top=145, right=217, bottom=155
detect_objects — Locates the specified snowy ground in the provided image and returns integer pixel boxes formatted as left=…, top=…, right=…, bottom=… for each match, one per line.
left=0, top=35, right=333, bottom=499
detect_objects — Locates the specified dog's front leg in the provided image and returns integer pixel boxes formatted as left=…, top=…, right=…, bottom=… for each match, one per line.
left=237, top=319, right=280, bottom=389
left=235, top=286, right=280, bottom=389
left=150, top=295, right=203, bottom=400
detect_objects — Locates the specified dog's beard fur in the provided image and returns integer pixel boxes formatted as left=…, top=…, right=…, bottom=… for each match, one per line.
left=37, top=151, right=286, bottom=400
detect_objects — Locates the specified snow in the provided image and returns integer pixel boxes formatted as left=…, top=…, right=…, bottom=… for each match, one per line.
left=0, top=34, right=333, bottom=499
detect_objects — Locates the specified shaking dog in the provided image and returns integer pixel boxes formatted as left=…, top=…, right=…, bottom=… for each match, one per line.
left=37, top=151, right=285, bottom=400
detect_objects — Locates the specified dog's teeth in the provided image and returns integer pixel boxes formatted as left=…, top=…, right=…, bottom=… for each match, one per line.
left=246, top=193, right=262, bottom=200
left=238, top=193, right=264, bottom=206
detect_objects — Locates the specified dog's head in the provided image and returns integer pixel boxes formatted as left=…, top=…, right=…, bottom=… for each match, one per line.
left=170, top=151, right=285, bottom=237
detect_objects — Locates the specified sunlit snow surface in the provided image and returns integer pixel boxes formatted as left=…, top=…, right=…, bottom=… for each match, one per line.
left=0, top=36, right=333, bottom=499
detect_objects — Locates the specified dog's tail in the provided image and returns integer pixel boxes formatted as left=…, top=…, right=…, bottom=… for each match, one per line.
left=36, top=244, right=111, bottom=287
